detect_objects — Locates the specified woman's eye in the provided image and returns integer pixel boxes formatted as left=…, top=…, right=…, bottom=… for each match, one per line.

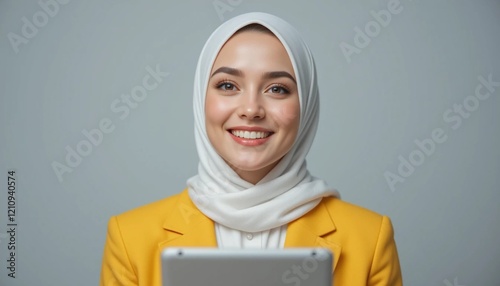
left=217, top=82, right=236, bottom=91
left=268, top=85, right=289, bottom=94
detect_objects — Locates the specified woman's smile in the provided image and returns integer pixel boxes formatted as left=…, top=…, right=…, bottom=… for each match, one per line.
left=228, top=127, right=274, bottom=146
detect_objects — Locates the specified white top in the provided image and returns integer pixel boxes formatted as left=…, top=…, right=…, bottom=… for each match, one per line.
left=216, top=223, right=287, bottom=248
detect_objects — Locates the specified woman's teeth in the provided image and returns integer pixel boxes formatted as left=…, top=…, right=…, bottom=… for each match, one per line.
left=231, top=130, right=271, bottom=139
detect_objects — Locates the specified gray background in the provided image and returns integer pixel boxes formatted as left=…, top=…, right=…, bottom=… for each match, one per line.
left=1, top=0, right=499, bottom=285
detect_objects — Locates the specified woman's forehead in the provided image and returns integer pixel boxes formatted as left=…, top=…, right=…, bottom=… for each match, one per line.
left=210, top=31, right=296, bottom=79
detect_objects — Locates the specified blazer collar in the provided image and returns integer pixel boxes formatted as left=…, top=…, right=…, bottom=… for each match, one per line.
left=158, top=191, right=341, bottom=272
left=285, top=200, right=341, bottom=272
left=158, top=191, right=217, bottom=249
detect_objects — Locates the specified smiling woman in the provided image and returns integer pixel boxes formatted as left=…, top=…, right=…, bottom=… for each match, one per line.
left=99, top=12, right=402, bottom=286
left=206, top=25, right=300, bottom=184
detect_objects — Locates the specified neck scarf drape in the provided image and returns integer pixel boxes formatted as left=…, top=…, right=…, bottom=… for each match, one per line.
left=187, top=12, right=339, bottom=233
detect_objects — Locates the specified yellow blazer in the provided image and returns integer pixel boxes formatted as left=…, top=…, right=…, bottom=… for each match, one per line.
left=100, top=189, right=402, bottom=285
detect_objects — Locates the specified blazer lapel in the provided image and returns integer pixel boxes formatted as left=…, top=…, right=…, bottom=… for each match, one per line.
left=158, top=192, right=217, bottom=249
left=157, top=192, right=341, bottom=273
left=284, top=200, right=342, bottom=272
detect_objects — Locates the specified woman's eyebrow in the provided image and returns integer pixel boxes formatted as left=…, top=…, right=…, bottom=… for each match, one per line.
left=263, top=71, right=296, bottom=84
left=211, top=66, right=242, bottom=78
left=211, top=66, right=296, bottom=84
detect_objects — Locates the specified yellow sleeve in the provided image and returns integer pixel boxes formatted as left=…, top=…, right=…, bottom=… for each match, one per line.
left=100, top=216, right=138, bottom=286
left=368, top=216, right=403, bottom=286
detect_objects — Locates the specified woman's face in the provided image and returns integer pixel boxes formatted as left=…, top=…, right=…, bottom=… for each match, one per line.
left=205, top=30, right=300, bottom=184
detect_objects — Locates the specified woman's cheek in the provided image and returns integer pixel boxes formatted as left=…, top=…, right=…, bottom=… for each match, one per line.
left=276, top=102, right=300, bottom=126
left=206, top=93, right=229, bottom=122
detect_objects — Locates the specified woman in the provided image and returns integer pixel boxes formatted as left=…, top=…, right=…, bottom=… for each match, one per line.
left=100, top=12, right=402, bottom=285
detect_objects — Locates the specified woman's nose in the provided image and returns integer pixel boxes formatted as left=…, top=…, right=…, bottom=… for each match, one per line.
left=237, top=89, right=265, bottom=120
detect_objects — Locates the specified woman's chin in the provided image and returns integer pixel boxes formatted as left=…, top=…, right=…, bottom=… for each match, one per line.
left=227, top=161, right=280, bottom=183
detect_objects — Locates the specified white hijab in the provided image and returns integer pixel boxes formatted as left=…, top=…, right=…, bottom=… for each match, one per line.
left=187, top=12, right=339, bottom=233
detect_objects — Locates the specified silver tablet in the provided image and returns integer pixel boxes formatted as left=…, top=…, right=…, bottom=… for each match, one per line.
left=161, top=247, right=333, bottom=286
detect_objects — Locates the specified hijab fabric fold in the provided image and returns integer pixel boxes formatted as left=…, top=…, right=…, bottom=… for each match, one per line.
left=187, top=12, right=339, bottom=233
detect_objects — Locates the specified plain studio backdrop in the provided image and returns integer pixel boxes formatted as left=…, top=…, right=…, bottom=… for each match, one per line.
left=1, top=1, right=499, bottom=285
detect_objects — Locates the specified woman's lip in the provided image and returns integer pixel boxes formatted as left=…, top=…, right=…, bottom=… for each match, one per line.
left=228, top=130, right=272, bottom=146
left=227, top=126, right=273, bottom=132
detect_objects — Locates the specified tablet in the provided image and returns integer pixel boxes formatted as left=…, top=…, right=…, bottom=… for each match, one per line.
left=161, top=247, right=333, bottom=286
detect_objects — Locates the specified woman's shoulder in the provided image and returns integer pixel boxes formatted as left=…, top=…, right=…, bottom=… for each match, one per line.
left=319, top=196, right=391, bottom=229
left=322, top=196, right=383, bottom=216
left=112, top=189, right=190, bottom=226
